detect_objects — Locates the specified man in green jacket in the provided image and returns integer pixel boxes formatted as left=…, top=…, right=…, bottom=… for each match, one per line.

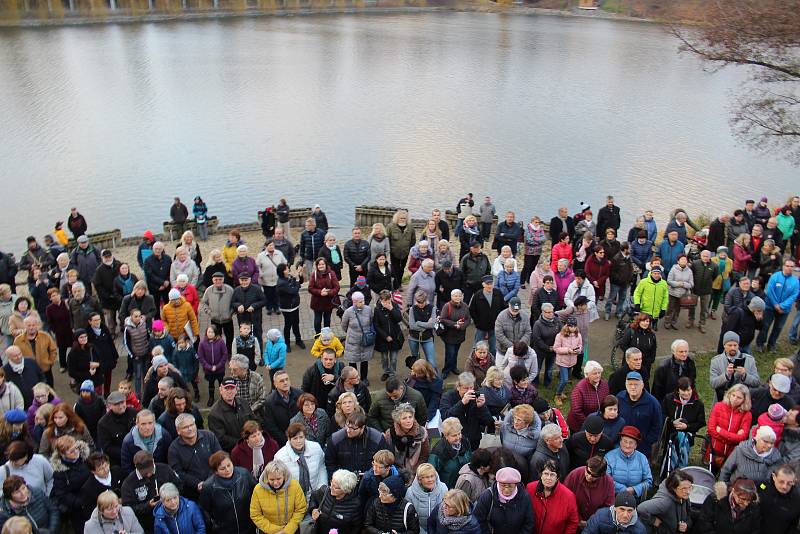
left=633, top=266, right=669, bottom=331
left=367, top=376, right=428, bottom=431
left=689, top=250, right=718, bottom=332
left=386, top=210, right=416, bottom=290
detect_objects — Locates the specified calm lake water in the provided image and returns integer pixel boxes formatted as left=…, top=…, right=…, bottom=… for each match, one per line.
left=0, top=12, right=797, bottom=251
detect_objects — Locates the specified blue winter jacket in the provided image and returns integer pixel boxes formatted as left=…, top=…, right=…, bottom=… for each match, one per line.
left=630, top=240, right=653, bottom=271
left=263, top=337, right=287, bottom=369
left=657, top=240, right=684, bottom=275
left=584, top=506, right=647, bottom=534
left=153, top=496, right=206, bottom=534
left=604, top=447, right=652, bottom=498
left=643, top=219, right=658, bottom=243
left=765, top=270, right=800, bottom=312
left=616, top=391, right=662, bottom=456
left=495, top=269, right=520, bottom=301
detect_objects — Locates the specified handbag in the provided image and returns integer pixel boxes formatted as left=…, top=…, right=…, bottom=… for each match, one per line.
left=435, top=302, right=450, bottom=337
left=679, top=294, right=698, bottom=307
left=354, top=309, right=375, bottom=347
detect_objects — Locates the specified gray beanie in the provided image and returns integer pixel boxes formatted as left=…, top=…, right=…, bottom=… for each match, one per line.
left=748, top=296, right=765, bottom=312
left=722, top=331, right=740, bottom=345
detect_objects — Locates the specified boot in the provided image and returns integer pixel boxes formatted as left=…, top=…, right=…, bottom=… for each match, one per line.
left=698, top=324, right=707, bottom=333
left=554, top=394, right=564, bottom=407
left=685, top=320, right=694, bottom=329
left=193, top=383, right=200, bottom=403
left=207, top=388, right=214, bottom=407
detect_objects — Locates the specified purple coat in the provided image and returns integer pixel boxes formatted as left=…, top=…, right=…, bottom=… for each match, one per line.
left=26, top=395, right=62, bottom=428
left=554, top=269, right=575, bottom=308
left=197, top=337, right=228, bottom=374
left=230, top=256, right=259, bottom=287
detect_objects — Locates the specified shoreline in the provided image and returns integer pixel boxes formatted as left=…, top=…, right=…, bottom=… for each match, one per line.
left=0, top=3, right=660, bottom=29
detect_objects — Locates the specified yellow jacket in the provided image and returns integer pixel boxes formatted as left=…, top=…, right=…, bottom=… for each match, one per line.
left=160, top=297, right=199, bottom=338
left=222, top=243, right=239, bottom=274
left=711, top=255, right=733, bottom=290
left=54, top=229, right=69, bottom=247
left=14, top=331, right=57, bottom=372
left=310, top=336, right=344, bottom=358
left=250, top=478, right=307, bottom=534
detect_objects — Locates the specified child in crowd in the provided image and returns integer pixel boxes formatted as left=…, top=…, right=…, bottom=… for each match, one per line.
left=310, top=327, right=344, bottom=359
left=118, top=379, right=141, bottom=411
left=262, top=328, right=287, bottom=386
left=557, top=295, right=597, bottom=380
left=753, top=403, right=787, bottom=446
left=173, top=333, right=200, bottom=402
left=232, top=321, right=261, bottom=371
left=149, top=320, right=175, bottom=362
left=553, top=317, right=583, bottom=406
left=533, top=398, right=569, bottom=439
left=198, top=324, right=228, bottom=407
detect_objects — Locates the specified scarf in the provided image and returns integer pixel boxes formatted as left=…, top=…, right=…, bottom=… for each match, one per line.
left=305, top=412, right=319, bottom=435
left=328, top=246, right=341, bottom=265
left=293, top=446, right=311, bottom=494
left=95, top=473, right=112, bottom=486
left=116, top=274, right=135, bottom=296
left=754, top=445, right=773, bottom=458
left=496, top=482, right=518, bottom=503
left=250, top=434, right=265, bottom=478
left=437, top=503, right=472, bottom=530
left=10, top=360, right=24, bottom=374
left=462, top=222, right=480, bottom=236
left=173, top=257, right=191, bottom=272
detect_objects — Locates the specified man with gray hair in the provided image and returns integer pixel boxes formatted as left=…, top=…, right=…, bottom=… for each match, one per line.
left=2, top=345, right=44, bottom=409
left=530, top=423, right=570, bottom=480
left=168, top=412, right=221, bottom=500
left=689, top=248, right=717, bottom=333
left=144, top=241, right=173, bottom=310
left=228, top=354, right=266, bottom=413
left=651, top=339, right=696, bottom=402
left=438, top=371, right=494, bottom=451
left=208, top=376, right=255, bottom=452
left=405, top=258, right=436, bottom=308
left=608, top=348, right=646, bottom=395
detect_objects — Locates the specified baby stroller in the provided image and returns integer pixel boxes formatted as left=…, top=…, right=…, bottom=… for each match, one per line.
left=679, top=464, right=716, bottom=520
left=609, top=299, right=636, bottom=370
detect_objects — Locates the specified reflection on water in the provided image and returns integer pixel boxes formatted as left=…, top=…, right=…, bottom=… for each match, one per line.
left=0, top=13, right=796, bottom=251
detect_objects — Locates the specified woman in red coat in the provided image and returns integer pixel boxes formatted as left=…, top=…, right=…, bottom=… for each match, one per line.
left=308, top=257, right=341, bottom=335
left=526, top=459, right=579, bottom=534
left=584, top=246, right=610, bottom=301
left=550, top=233, right=573, bottom=272
left=231, top=420, right=278, bottom=479
left=567, top=361, right=610, bottom=433
left=706, top=384, right=752, bottom=472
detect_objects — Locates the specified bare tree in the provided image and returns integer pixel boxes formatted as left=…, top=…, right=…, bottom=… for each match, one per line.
left=669, top=0, right=800, bottom=164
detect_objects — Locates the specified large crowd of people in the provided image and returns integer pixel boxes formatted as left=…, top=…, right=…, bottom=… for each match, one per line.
left=0, top=194, right=798, bottom=534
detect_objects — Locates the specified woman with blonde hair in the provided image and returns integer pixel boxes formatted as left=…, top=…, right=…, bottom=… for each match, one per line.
left=434, top=239, right=454, bottom=271
left=732, top=233, right=752, bottom=279
left=479, top=367, right=509, bottom=421
left=499, top=403, right=541, bottom=460
left=368, top=223, right=392, bottom=263
left=331, top=391, right=366, bottom=434
left=84, top=490, right=144, bottom=534
left=1, top=517, right=33, bottom=534
left=201, top=248, right=233, bottom=288
left=405, top=463, right=447, bottom=534
left=250, top=459, right=308, bottom=534
left=426, top=489, right=481, bottom=534
left=422, top=219, right=442, bottom=253
left=179, top=230, right=202, bottom=267
left=706, top=383, right=753, bottom=471
left=458, top=215, right=481, bottom=259
left=170, top=246, right=200, bottom=288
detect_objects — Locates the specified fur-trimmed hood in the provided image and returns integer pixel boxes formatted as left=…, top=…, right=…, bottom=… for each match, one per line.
left=49, top=439, right=90, bottom=472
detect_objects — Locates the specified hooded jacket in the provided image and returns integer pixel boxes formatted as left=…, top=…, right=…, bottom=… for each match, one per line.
left=0, top=486, right=59, bottom=534
left=500, top=410, right=541, bottom=459
left=250, top=476, right=307, bottom=534
left=632, top=273, right=669, bottom=317
left=84, top=505, right=144, bottom=534
left=473, top=482, right=535, bottom=534
left=583, top=506, right=646, bottom=534
left=406, top=473, right=448, bottom=534
left=160, top=296, right=199, bottom=339
left=636, top=480, right=691, bottom=534
left=50, top=440, right=92, bottom=530
left=562, top=467, right=615, bottom=522
left=526, top=480, right=579, bottom=534
left=694, top=482, right=761, bottom=534
left=454, top=464, right=489, bottom=504
left=720, top=438, right=783, bottom=484
left=199, top=467, right=257, bottom=534
left=153, top=496, right=206, bottom=534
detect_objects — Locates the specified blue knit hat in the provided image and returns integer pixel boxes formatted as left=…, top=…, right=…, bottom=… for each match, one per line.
left=4, top=409, right=26, bottom=424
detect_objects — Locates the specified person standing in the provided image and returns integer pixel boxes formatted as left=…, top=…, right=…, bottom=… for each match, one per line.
left=299, top=219, right=326, bottom=275
left=92, top=250, right=121, bottom=336
left=522, top=217, right=547, bottom=289
left=478, top=197, right=496, bottom=242
left=455, top=194, right=475, bottom=237
left=256, top=240, right=286, bottom=316
left=192, top=196, right=209, bottom=241
left=596, top=196, right=621, bottom=239
left=231, top=272, right=266, bottom=346
left=469, top=275, right=505, bottom=356
left=386, top=210, right=416, bottom=290
left=169, top=197, right=189, bottom=240
left=756, top=259, right=799, bottom=351
left=144, top=242, right=172, bottom=313
left=69, top=235, right=102, bottom=291
left=493, top=212, right=522, bottom=256
left=276, top=198, right=291, bottom=237
left=66, top=207, right=89, bottom=239
left=344, top=227, right=372, bottom=287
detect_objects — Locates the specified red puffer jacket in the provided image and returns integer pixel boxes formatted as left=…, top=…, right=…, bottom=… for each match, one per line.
left=707, top=400, right=752, bottom=460
left=308, top=269, right=341, bottom=312
left=526, top=481, right=579, bottom=534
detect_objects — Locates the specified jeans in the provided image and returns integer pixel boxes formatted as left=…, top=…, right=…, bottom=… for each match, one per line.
left=313, top=310, right=331, bottom=334
left=473, top=329, right=496, bottom=355
left=557, top=365, right=570, bottom=394
left=788, top=307, right=800, bottom=343
left=132, top=358, right=146, bottom=398
left=103, top=308, right=118, bottom=334
left=535, top=350, right=555, bottom=387
left=409, top=338, right=436, bottom=369
left=605, top=284, right=629, bottom=317
left=197, top=222, right=208, bottom=241
left=443, top=342, right=461, bottom=375
left=757, top=307, right=791, bottom=349
left=381, top=350, right=399, bottom=376
left=262, top=285, right=280, bottom=312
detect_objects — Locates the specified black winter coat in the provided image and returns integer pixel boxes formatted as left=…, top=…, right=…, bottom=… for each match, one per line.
left=694, top=492, right=761, bottom=534
left=530, top=288, right=559, bottom=322
left=620, top=326, right=657, bottom=366
left=367, top=261, right=396, bottom=293
left=74, top=394, right=106, bottom=442
left=758, top=479, right=800, bottom=534
left=549, top=216, right=576, bottom=242
left=610, top=252, right=635, bottom=286
left=121, top=463, right=182, bottom=532
left=608, top=361, right=650, bottom=396
left=309, top=485, right=363, bottom=534
left=365, top=498, right=420, bottom=534
left=566, top=431, right=613, bottom=471
left=325, top=427, right=388, bottom=475
left=97, top=408, right=138, bottom=466
left=473, top=483, right=534, bottom=534
left=0, top=252, right=17, bottom=287
left=208, top=399, right=255, bottom=452
left=319, top=245, right=344, bottom=280
left=650, top=357, right=697, bottom=402
left=469, top=289, right=506, bottom=331
left=439, top=390, right=493, bottom=452
left=373, top=303, right=405, bottom=353
left=460, top=253, right=491, bottom=289
left=167, top=430, right=222, bottom=494
left=199, top=467, right=258, bottom=534
left=303, top=360, right=345, bottom=409
left=277, top=275, right=303, bottom=310
left=661, top=392, right=706, bottom=441
left=344, top=239, right=371, bottom=273
left=231, top=283, right=266, bottom=326
left=88, top=323, right=119, bottom=374
left=80, top=468, right=124, bottom=521
left=720, top=307, right=761, bottom=352
left=327, top=382, right=372, bottom=416
left=144, top=253, right=172, bottom=293
left=493, top=222, right=522, bottom=254
left=263, top=387, right=302, bottom=446
left=92, top=260, right=121, bottom=308
left=435, top=268, right=465, bottom=305
left=691, top=259, right=718, bottom=296
left=142, top=370, right=187, bottom=408
left=596, top=205, right=622, bottom=236
left=530, top=316, right=561, bottom=363
left=300, top=228, right=327, bottom=262
left=51, top=449, right=92, bottom=531
left=119, top=293, right=157, bottom=324
left=2, top=360, right=44, bottom=409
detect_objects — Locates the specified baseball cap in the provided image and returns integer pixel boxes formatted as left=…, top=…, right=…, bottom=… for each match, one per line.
left=509, top=297, right=521, bottom=310
left=221, top=377, right=237, bottom=389
left=626, top=371, right=643, bottom=382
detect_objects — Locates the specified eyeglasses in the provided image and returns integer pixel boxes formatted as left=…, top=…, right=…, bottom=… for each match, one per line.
left=345, top=424, right=363, bottom=432
left=540, top=472, right=558, bottom=478
left=585, top=470, right=600, bottom=479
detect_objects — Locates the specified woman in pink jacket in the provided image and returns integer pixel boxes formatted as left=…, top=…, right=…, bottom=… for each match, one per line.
left=553, top=317, right=582, bottom=406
